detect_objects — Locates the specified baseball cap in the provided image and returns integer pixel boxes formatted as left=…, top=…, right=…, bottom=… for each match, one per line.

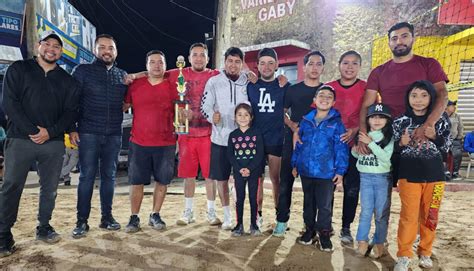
left=447, top=100, right=457, bottom=106
left=257, top=47, right=277, bottom=61
left=367, top=103, right=391, bottom=118
left=39, top=30, right=63, bottom=47
left=315, top=85, right=336, bottom=100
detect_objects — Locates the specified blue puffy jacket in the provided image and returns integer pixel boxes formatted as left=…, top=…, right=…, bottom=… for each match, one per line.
left=291, top=108, right=349, bottom=179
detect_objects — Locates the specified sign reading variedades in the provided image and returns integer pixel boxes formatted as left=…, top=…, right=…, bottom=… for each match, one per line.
left=240, top=0, right=296, bottom=22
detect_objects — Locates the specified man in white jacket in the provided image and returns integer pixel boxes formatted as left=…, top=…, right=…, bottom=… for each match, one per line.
left=201, top=47, right=249, bottom=229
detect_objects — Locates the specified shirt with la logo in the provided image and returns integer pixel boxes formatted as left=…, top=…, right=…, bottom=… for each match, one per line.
left=247, top=79, right=288, bottom=147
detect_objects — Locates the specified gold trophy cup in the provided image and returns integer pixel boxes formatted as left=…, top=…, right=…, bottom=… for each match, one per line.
left=174, top=55, right=189, bottom=134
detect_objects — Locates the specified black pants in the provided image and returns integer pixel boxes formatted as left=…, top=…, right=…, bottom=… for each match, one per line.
left=276, top=128, right=294, bottom=222
left=0, top=139, right=64, bottom=235
left=235, top=174, right=259, bottom=227
left=301, top=176, right=333, bottom=233
left=341, top=155, right=360, bottom=229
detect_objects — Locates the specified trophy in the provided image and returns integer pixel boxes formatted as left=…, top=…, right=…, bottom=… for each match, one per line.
left=174, top=55, right=189, bottom=134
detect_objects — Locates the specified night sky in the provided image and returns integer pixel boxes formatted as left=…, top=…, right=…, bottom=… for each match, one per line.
left=69, top=0, right=218, bottom=73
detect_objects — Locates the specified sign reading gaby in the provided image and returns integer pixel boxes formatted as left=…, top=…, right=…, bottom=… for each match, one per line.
left=240, top=0, right=296, bottom=22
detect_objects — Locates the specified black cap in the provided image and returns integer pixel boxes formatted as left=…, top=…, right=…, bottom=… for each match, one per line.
left=39, top=30, right=63, bottom=47
left=367, top=103, right=391, bottom=118
left=447, top=100, right=457, bottom=106
left=257, top=47, right=277, bottom=61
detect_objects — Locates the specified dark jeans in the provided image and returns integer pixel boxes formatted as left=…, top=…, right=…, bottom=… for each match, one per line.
left=301, top=176, right=333, bottom=233
left=235, top=174, right=259, bottom=227
left=451, top=139, right=463, bottom=173
left=77, top=133, right=121, bottom=221
left=341, top=155, right=360, bottom=229
left=277, top=128, right=294, bottom=223
left=0, top=138, right=64, bottom=234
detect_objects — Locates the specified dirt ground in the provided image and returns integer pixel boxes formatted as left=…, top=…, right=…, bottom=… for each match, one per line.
left=0, top=181, right=473, bottom=270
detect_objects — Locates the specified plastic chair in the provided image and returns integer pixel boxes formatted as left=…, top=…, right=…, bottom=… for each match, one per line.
left=466, top=154, right=474, bottom=178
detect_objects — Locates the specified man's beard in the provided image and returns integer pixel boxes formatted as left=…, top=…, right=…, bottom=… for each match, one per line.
left=40, top=53, right=57, bottom=64
left=99, top=54, right=115, bottom=65
left=392, top=44, right=412, bottom=57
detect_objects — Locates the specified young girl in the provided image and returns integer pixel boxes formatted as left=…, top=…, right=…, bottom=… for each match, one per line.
left=392, top=80, right=451, bottom=271
left=292, top=85, right=348, bottom=252
left=227, top=103, right=264, bottom=236
left=352, top=103, right=394, bottom=258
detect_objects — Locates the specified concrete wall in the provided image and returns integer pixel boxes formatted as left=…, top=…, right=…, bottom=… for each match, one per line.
left=215, top=0, right=468, bottom=82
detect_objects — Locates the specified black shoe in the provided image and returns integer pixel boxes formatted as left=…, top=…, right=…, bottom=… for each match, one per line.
left=72, top=220, right=89, bottom=239
left=319, top=232, right=334, bottom=252
left=339, top=227, right=353, bottom=244
left=36, top=224, right=61, bottom=244
left=149, top=213, right=166, bottom=230
left=125, top=215, right=141, bottom=233
left=298, top=229, right=315, bottom=245
left=64, top=180, right=71, bottom=186
left=0, top=233, right=16, bottom=258
left=71, top=168, right=80, bottom=174
left=99, top=215, right=121, bottom=231
left=231, top=224, right=244, bottom=237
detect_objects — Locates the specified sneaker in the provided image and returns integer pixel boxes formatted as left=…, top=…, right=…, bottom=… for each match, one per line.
left=452, top=172, right=462, bottom=181
left=357, top=241, right=369, bottom=257
left=99, top=215, right=121, bottom=231
left=394, top=257, right=411, bottom=271
left=256, top=213, right=263, bottom=229
left=444, top=171, right=452, bottom=181
left=221, top=219, right=233, bottom=230
left=149, top=213, right=166, bottom=230
left=125, top=215, right=141, bottom=233
left=369, top=244, right=386, bottom=259
left=419, top=255, right=433, bottom=269
left=207, top=208, right=222, bottom=225
left=231, top=224, right=244, bottom=237
left=0, top=233, right=16, bottom=258
left=72, top=220, right=89, bottom=239
left=64, top=180, right=71, bottom=186
left=339, top=227, right=353, bottom=245
left=250, top=224, right=262, bottom=236
left=298, top=229, right=315, bottom=245
left=177, top=209, right=195, bottom=225
left=272, top=221, right=287, bottom=237
left=319, top=233, right=334, bottom=252
left=36, top=224, right=61, bottom=244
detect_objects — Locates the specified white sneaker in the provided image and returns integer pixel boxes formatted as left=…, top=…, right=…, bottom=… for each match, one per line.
left=256, top=214, right=263, bottom=229
left=207, top=208, right=222, bottom=225
left=176, top=209, right=195, bottom=225
left=394, top=257, right=411, bottom=271
left=221, top=219, right=233, bottom=230
left=419, top=255, right=433, bottom=269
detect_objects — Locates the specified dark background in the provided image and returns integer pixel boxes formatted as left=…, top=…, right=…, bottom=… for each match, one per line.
left=69, top=0, right=218, bottom=72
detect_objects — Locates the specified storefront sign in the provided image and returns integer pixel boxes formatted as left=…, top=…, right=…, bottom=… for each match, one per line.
left=240, top=0, right=296, bottom=22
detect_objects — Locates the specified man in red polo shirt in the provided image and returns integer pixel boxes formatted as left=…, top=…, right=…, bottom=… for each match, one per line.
left=123, top=50, right=177, bottom=232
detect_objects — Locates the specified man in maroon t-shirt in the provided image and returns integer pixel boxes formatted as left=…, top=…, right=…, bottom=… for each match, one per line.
left=122, top=50, right=177, bottom=232
left=358, top=22, right=448, bottom=163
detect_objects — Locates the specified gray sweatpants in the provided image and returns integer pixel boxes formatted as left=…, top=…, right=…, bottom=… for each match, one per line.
left=0, top=138, right=64, bottom=233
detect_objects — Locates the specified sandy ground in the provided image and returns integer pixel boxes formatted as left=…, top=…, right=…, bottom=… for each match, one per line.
left=0, top=174, right=473, bottom=270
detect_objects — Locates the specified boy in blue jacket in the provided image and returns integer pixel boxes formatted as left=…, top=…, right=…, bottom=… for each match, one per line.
left=292, top=85, right=349, bottom=252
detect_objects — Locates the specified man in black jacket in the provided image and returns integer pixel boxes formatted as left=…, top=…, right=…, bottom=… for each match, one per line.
left=0, top=30, right=79, bottom=257
left=70, top=34, right=128, bottom=238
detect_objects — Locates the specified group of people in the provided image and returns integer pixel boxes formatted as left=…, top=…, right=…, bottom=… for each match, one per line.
left=0, top=21, right=456, bottom=271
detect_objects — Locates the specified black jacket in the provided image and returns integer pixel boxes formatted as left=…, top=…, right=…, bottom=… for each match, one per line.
left=2, top=58, right=79, bottom=141
left=72, top=59, right=127, bottom=136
